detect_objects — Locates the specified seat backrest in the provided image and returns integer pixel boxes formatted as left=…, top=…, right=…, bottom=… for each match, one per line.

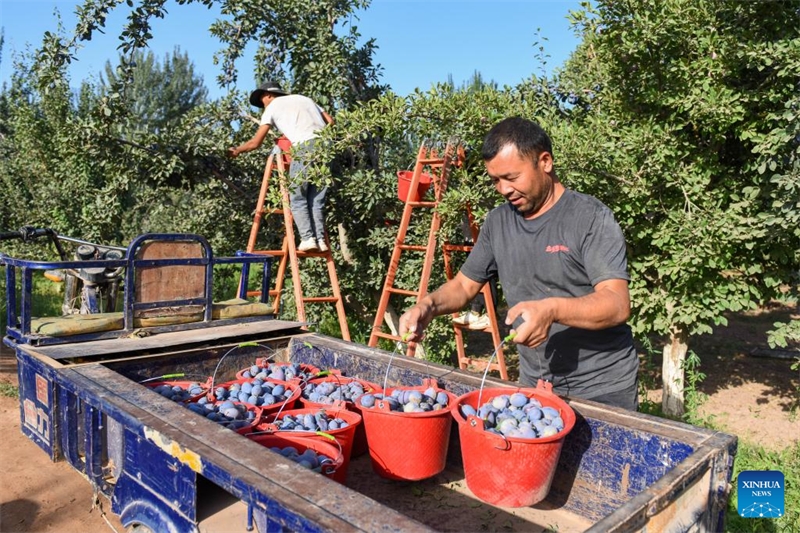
left=135, top=240, right=206, bottom=304
left=130, top=237, right=209, bottom=324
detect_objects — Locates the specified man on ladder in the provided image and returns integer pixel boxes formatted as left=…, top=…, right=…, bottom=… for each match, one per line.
left=228, top=80, right=334, bottom=252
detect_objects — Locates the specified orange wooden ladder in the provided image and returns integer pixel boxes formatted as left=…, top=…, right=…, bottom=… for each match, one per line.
left=367, top=139, right=460, bottom=356
left=241, top=143, right=350, bottom=341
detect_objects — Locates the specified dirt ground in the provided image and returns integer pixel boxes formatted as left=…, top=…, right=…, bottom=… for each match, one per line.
left=0, top=303, right=797, bottom=532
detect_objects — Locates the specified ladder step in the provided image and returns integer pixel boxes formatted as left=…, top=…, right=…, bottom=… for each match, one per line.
left=371, top=330, right=404, bottom=342
left=302, top=296, right=339, bottom=303
left=443, top=243, right=473, bottom=252
left=418, top=158, right=444, bottom=165
left=244, top=289, right=276, bottom=296
left=245, top=289, right=280, bottom=297
left=262, top=208, right=284, bottom=215
left=398, top=244, right=427, bottom=252
left=386, top=287, right=419, bottom=297
left=452, top=322, right=491, bottom=332
left=297, top=250, right=329, bottom=257
left=407, top=201, right=437, bottom=208
left=248, top=250, right=285, bottom=256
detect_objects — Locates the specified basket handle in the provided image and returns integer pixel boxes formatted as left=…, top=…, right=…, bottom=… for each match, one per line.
left=467, top=415, right=510, bottom=451
left=246, top=422, right=280, bottom=437
left=477, top=332, right=516, bottom=407
left=535, top=379, right=554, bottom=394
left=210, top=342, right=275, bottom=391
left=375, top=399, right=395, bottom=412
left=290, top=431, right=344, bottom=476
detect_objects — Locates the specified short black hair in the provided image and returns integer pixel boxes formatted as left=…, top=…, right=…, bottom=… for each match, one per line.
left=481, top=117, right=553, bottom=162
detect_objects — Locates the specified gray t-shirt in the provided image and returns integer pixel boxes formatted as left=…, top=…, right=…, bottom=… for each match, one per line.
left=461, top=189, right=638, bottom=400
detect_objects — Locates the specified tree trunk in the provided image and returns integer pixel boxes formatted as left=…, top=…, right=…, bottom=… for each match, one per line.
left=662, top=328, right=688, bottom=417
left=336, top=222, right=354, bottom=265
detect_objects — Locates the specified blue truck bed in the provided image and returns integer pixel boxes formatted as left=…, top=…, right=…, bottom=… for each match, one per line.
left=9, top=323, right=737, bottom=532
left=2, top=233, right=737, bottom=532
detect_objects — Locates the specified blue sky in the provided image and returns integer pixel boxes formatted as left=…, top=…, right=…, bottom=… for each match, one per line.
left=0, top=0, right=584, bottom=99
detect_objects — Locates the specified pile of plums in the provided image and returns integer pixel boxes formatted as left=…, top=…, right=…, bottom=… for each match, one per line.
left=150, top=382, right=206, bottom=402
left=213, top=380, right=296, bottom=407
left=459, top=392, right=565, bottom=439
left=359, top=386, right=450, bottom=413
left=267, top=446, right=335, bottom=473
left=240, top=362, right=317, bottom=381
left=271, top=410, right=351, bottom=432
left=186, top=399, right=258, bottom=431
left=302, top=380, right=373, bottom=405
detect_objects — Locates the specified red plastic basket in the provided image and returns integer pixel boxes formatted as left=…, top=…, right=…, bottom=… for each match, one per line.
left=359, top=379, right=455, bottom=481
left=247, top=432, right=346, bottom=484
left=276, top=136, right=292, bottom=163
left=451, top=380, right=576, bottom=507
left=397, top=170, right=433, bottom=202
left=298, top=375, right=381, bottom=457
left=255, top=405, right=361, bottom=481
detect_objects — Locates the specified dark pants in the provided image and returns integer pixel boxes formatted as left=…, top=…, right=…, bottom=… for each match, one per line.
left=582, top=378, right=639, bottom=411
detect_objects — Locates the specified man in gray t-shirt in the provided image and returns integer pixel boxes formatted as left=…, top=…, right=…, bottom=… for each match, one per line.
left=399, top=117, right=638, bottom=410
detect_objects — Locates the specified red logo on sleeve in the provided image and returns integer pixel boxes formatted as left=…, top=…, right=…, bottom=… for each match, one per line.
left=545, top=244, right=570, bottom=253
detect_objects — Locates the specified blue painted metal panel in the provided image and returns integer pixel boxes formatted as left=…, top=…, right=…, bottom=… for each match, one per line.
left=15, top=350, right=58, bottom=459
left=118, top=424, right=198, bottom=522
left=58, top=386, right=83, bottom=469
left=113, top=472, right=197, bottom=533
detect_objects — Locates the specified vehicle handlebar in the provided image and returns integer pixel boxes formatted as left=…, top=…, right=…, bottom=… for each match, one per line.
left=0, top=226, right=57, bottom=242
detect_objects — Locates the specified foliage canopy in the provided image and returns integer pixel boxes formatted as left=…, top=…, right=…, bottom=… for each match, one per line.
left=0, top=0, right=797, bottom=390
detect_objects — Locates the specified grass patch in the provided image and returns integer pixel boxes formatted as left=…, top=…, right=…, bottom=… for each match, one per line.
left=0, top=382, right=19, bottom=398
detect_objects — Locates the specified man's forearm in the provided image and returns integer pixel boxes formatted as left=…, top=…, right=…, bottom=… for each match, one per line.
left=422, top=274, right=484, bottom=317
left=420, top=281, right=470, bottom=317
left=232, top=139, right=260, bottom=156
left=550, top=281, right=630, bottom=330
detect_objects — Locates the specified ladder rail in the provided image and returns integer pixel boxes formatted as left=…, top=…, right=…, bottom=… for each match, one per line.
left=414, top=140, right=457, bottom=301
left=442, top=241, right=508, bottom=380
left=241, top=153, right=286, bottom=313
left=368, top=139, right=508, bottom=378
left=370, top=144, right=430, bottom=345
left=246, top=153, right=275, bottom=252
left=368, top=140, right=459, bottom=357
